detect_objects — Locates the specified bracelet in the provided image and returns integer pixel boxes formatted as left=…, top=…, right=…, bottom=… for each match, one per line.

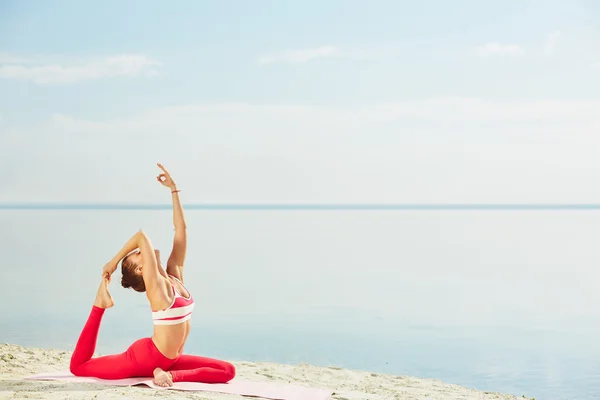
left=171, top=189, right=181, bottom=194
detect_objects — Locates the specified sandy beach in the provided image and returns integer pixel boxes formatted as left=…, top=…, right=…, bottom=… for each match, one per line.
left=0, top=343, right=531, bottom=400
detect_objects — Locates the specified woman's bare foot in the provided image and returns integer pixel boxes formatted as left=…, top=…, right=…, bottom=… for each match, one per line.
left=153, top=368, right=173, bottom=387
left=93, top=277, right=114, bottom=309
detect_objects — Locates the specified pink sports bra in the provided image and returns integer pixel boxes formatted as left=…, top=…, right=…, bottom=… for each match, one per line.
left=151, top=276, right=195, bottom=326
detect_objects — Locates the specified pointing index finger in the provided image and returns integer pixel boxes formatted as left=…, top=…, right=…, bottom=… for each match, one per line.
left=157, top=163, right=169, bottom=174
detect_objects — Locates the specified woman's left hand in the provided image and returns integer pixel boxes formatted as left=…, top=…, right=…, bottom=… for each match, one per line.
left=156, top=163, right=176, bottom=190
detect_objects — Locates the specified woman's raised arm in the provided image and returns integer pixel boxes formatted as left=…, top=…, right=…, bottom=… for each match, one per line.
left=156, top=163, right=187, bottom=283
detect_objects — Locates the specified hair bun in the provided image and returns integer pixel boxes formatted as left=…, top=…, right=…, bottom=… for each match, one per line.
left=121, top=276, right=131, bottom=288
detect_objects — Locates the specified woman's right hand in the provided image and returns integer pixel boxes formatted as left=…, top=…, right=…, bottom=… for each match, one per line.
left=102, top=261, right=117, bottom=281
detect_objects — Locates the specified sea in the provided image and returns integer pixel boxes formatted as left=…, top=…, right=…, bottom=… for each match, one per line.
left=1, top=205, right=599, bottom=400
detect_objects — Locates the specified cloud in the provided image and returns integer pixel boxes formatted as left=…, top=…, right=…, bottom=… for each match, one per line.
left=257, top=46, right=340, bottom=65
left=0, top=52, right=30, bottom=64
left=0, top=54, right=161, bottom=85
left=544, top=30, right=561, bottom=54
left=475, top=42, right=524, bottom=57
left=2, top=97, right=600, bottom=204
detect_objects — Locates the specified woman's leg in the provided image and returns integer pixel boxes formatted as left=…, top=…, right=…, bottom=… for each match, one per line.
left=69, top=278, right=138, bottom=379
left=164, top=354, right=236, bottom=384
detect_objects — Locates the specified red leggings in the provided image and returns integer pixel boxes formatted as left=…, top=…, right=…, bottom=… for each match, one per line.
left=69, top=306, right=236, bottom=383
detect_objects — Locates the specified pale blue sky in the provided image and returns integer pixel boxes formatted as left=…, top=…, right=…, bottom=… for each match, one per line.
left=1, top=0, right=600, bottom=203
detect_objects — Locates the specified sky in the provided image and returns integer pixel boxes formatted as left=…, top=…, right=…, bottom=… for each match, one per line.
left=1, top=0, right=600, bottom=204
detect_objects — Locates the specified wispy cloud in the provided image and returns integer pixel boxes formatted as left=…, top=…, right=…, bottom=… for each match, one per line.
left=257, top=46, right=340, bottom=65
left=0, top=53, right=30, bottom=64
left=544, top=30, right=561, bottom=54
left=475, top=42, right=524, bottom=57
left=2, top=97, right=600, bottom=204
left=0, top=54, right=161, bottom=85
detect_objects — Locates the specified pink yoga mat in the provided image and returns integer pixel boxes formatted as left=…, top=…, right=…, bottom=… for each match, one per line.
left=25, top=371, right=332, bottom=400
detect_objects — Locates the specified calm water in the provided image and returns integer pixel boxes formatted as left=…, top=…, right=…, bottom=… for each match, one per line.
left=1, top=207, right=599, bottom=400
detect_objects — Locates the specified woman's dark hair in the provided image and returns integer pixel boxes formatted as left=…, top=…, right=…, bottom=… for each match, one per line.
left=121, top=255, right=146, bottom=293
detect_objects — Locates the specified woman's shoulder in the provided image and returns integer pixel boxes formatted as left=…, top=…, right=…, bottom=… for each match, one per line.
left=147, top=275, right=176, bottom=309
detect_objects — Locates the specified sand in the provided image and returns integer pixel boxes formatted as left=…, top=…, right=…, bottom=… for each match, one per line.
left=0, top=343, right=529, bottom=400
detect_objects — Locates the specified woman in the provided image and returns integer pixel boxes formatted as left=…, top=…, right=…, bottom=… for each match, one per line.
left=69, top=163, right=236, bottom=387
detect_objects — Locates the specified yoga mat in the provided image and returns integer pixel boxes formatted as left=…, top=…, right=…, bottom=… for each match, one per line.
left=25, top=371, right=333, bottom=400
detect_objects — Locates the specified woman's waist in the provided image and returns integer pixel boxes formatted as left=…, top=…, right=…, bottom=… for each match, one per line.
left=152, top=323, right=191, bottom=358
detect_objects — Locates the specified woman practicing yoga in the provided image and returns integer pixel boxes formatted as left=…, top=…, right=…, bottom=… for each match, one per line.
left=69, top=163, right=236, bottom=387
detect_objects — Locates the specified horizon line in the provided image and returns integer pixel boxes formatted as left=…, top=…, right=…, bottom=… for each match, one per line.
left=3, top=203, right=600, bottom=211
